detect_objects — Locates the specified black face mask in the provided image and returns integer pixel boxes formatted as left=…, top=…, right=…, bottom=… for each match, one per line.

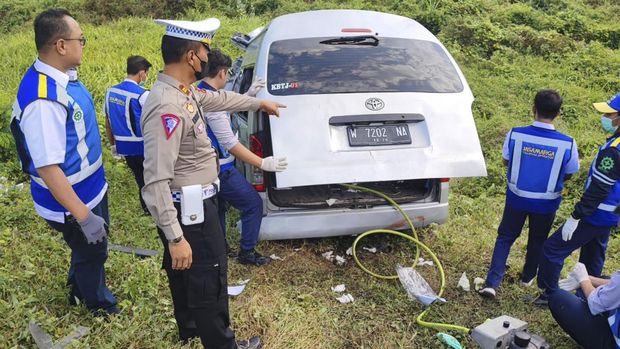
left=192, top=55, right=208, bottom=81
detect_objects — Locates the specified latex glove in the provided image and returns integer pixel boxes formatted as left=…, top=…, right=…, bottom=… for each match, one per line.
left=111, top=145, right=121, bottom=160
left=77, top=211, right=107, bottom=244
left=569, top=262, right=589, bottom=283
left=260, top=156, right=288, bottom=172
left=558, top=275, right=580, bottom=291
left=245, top=78, right=265, bottom=97
left=561, top=216, right=580, bottom=241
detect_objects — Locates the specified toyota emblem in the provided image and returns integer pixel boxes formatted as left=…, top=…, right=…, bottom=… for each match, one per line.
left=365, top=98, right=385, bottom=111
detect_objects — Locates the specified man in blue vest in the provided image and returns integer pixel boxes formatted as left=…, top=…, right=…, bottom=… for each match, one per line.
left=104, top=55, right=152, bottom=213
left=10, top=8, right=117, bottom=314
left=197, top=49, right=287, bottom=266
left=534, top=93, right=620, bottom=305
left=479, top=90, right=579, bottom=299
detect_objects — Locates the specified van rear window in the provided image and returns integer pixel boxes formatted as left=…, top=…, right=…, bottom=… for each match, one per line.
left=267, top=37, right=463, bottom=95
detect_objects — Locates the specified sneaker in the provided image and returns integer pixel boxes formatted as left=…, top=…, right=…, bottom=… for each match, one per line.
left=238, top=249, right=272, bottom=266
left=520, top=278, right=535, bottom=287
left=478, top=287, right=496, bottom=299
left=237, top=336, right=262, bottom=349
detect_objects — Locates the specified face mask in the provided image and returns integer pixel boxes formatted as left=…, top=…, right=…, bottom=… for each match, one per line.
left=601, top=115, right=618, bottom=133
left=192, top=55, right=208, bottom=81
left=138, top=80, right=146, bottom=87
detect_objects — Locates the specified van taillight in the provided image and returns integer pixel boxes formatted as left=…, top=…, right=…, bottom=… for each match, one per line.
left=440, top=178, right=450, bottom=183
left=250, top=134, right=266, bottom=192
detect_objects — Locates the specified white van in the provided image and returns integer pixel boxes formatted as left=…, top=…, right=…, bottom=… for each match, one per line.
left=226, top=9, right=487, bottom=240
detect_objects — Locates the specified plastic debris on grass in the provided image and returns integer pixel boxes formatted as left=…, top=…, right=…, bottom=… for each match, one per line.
left=396, top=264, right=446, bottom=306
left=437, top=332, right=463, bottom=349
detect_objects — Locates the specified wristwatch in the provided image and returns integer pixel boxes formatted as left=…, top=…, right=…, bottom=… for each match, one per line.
left=168, top=235, right=184, bottom=245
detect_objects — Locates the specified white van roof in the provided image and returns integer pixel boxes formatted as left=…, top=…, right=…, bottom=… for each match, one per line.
left=262, top=10, right=439, bottom=43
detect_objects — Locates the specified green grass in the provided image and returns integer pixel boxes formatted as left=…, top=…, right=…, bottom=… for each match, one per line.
left=1, top=1, right=620, bottom=348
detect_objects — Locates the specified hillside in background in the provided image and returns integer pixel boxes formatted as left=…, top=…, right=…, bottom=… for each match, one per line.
left=0, top=0, right=619, bottom=348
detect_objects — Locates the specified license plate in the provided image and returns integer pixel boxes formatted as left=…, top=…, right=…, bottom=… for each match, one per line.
left=347, top=125, right=412, bottom=146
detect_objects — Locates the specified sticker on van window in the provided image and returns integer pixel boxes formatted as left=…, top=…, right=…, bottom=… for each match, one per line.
left=270, top=82, right=300, bottom=90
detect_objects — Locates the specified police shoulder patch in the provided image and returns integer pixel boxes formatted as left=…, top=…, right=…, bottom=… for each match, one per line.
left=161, top=114, right=181, bottom=139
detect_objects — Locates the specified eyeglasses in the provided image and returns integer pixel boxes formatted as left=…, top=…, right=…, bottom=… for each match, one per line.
left=54, top=37, right=87, bottom=47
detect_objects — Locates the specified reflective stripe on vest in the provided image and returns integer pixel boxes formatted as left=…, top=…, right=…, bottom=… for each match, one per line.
left=30, top=155, right=103, bottom=188
left=508, top=132, right=572, bottom=199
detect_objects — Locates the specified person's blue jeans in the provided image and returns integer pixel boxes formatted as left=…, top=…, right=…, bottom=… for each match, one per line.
left=485, top=204, right=555, bottom=288
left=537, top=220, right=611, bottom=295
left=45, top=193, right=117, bottom=313
left=217, top=167, right=263, bottom=251
left=548, top=289, right=616, bottom=348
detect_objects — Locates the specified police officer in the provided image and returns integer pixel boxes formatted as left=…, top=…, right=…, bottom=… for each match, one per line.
left=535, top=93, right=620, bottom=305
left=141, top=18, right=284, bottom=348
left=104, top=55, right=152, bottom=213
left=197, top=49, right=287, bottom=266
left=10, top=9, right=117, bottom=314
left=479, top=90, right=579, bottom=299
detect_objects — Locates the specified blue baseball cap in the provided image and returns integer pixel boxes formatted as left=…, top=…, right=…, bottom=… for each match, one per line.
left=593, top=93, right=620, bottom=113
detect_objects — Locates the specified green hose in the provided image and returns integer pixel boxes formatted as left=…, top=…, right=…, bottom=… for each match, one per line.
left=342, top=184, right=470, bottom=334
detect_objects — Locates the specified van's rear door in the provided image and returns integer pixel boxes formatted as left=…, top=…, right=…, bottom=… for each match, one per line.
left=257, top=36, right=486, bottom=188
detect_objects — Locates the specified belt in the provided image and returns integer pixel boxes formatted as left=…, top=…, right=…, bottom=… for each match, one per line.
left=171, top=180, right=219, bottom=203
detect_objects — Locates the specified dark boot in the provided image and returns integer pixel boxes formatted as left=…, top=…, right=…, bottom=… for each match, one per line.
left=237, top=336, right=262, bottom=349
left=238, top=249, right=272, bottom=266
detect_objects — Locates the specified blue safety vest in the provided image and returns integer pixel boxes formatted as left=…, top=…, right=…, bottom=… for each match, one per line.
left=10, top=65, right=106, bottom=217
left=104, top=81, right=146, bottom=155
left=583, top=137, right=620, bottom=227
left=608, top=309, right=620, bottom=349
left=196, top=81, right=235, bottom=171
left=505, top=125, right=574, bottom=213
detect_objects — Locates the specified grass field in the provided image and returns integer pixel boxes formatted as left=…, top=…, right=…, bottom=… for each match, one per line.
left=1, top=0, right=620, bottom=348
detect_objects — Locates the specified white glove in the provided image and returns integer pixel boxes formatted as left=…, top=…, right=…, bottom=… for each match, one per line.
left=561, top=216, right=580, bottom=241
left=558, top=276, right=580, bottom=291
left=245, top=78, right=265, bottom=97
left=569, top=262, right=590, bottom=283
left=260, top=156, right=287, bottom=172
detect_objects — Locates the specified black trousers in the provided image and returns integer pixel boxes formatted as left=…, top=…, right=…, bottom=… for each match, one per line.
left=124, top=155, right=147, bottom=212
left=157, top=197, right=235, bottom=349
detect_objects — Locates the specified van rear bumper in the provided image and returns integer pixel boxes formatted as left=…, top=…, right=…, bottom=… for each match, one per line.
left=256, top=201, right=448, bottom=240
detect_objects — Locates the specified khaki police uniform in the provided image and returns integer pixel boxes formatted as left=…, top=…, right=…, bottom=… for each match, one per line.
left=141, top=71, right=260, bottom=347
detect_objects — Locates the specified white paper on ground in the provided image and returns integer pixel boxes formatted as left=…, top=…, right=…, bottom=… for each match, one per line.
left=346, top=247, right=353, bottom=256
left=270, top=254, right=283, bottom=261
left=457, top=272, right=470, bottom=292
left=228, top=279, right=251, bottom=297
left=331, top=284, right=346, bottom=292
left=417, top=258, right=435, bottom=267
left=363, top=247, right=377, bottom=253
left=336, top=293, right=354, bottom=304
left=473, top=277, right=485, bottom=291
